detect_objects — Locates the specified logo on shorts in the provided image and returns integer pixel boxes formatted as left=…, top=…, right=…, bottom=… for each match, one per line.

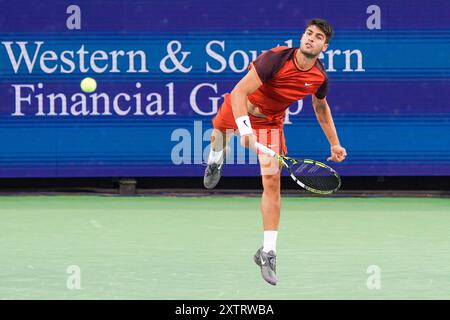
left=305, top=82, right=313, bottom=86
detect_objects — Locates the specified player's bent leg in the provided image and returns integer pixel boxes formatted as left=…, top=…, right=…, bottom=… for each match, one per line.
left=203, top=129, right=231, bottom=189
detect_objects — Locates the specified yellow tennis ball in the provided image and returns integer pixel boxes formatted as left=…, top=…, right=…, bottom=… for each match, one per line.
left=80, top=77, right=97, bottom=93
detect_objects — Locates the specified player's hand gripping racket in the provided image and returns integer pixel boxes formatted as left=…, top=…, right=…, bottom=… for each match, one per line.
left=255, top=141, right=341, bottom=194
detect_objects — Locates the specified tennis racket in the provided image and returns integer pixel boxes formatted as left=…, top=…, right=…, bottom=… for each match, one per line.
left=255, top=142, right=341, bottom=194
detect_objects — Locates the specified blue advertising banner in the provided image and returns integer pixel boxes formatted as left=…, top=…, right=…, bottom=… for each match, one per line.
left=0, top=0, right=449, bottom=177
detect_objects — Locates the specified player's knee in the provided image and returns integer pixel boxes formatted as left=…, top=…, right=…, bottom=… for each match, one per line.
left=262, top=174, right=281, bottom=195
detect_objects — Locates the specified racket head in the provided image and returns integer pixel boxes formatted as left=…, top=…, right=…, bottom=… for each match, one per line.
left=281, top=157, right=341, bottom=194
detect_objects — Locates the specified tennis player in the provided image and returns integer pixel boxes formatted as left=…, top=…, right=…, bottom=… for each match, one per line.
left=204, top=19, right=347, bottom=285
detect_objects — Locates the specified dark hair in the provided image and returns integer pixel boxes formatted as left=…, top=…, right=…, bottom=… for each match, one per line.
left=306, top=19, right=333, bottom=43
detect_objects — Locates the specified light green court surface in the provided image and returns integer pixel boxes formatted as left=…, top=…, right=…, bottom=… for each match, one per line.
left=0, top=195, right=449, bottom=300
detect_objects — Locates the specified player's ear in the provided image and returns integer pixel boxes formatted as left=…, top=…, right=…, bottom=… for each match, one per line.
left=322, top=43, right=329, bottom=52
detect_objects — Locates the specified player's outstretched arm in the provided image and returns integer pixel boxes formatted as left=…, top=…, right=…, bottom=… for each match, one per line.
left=312, top=95, right=347, bottom=162
left=230, top=68, right=262, bottom=149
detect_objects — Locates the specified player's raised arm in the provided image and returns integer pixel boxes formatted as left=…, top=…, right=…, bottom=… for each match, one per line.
left=312, top=95, right=347, bottom=162
left=230, top=67, right=262, bottom=148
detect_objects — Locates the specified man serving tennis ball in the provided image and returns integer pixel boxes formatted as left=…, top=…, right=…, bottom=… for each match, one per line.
left=204, top=19, right=347, bottom=285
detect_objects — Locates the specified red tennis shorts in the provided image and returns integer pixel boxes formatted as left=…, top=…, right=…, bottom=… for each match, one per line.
left=212, top=94, right=287, bottom=155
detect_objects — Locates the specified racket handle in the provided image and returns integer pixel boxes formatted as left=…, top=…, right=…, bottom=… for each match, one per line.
left=254, top=142, right=277, bottom=157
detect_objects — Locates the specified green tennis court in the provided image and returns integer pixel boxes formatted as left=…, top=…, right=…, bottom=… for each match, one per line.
left=0, top=195, right=449, bottom=299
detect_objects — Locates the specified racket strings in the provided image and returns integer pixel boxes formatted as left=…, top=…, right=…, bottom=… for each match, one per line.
left=292, top=163, right=340, bottom=191
left=298, top=174, right=340, bottom=191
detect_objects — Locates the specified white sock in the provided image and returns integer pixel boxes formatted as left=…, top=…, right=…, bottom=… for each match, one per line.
left=263, top=231, right=278, bottom=253
left=207, top=149, right=223, bottom=165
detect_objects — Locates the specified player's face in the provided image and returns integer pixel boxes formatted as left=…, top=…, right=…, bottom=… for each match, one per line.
left=300, top=25, right=329, bottom=58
